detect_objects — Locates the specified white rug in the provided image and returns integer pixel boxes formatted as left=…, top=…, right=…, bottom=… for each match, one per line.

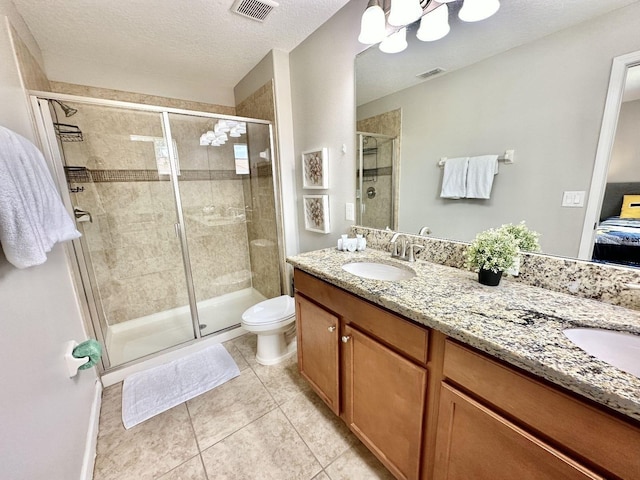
left=122, top=344, right=240, bottom=429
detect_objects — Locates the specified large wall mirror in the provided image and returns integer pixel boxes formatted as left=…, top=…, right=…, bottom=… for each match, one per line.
left=355, top=0, right=640, bottom=268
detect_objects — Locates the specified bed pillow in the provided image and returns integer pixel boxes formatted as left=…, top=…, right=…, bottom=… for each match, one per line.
left=620, top=194, right=640, bottom=218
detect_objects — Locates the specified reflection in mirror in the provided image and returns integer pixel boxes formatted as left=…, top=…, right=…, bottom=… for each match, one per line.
left=356, top=132, right=397, bottom=229
left=590, top=64, right=640, bottom=268
left=355, top=0, right=640, bottom=267
left=356, top=108, right=401, bottom=230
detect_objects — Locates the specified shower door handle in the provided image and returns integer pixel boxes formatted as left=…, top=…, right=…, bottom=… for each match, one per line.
left=174, top=223, right=181, bottom=238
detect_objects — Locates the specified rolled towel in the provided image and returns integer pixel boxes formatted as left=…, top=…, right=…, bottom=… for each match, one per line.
left=440, top=157, right=469, bottom=199
left=466, top=155, right=499, bottom=199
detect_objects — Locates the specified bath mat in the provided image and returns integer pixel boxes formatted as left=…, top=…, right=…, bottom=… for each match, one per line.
left=121, top=344, right=240, bottom=429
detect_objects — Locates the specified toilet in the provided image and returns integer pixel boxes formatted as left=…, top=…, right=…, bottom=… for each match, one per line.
left=241, top=295, right=296, bottom=365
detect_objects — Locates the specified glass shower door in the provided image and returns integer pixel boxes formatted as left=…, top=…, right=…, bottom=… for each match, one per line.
left=45, top=101, right=196, bottom=367
left=166, top=113, right=280, bottom=336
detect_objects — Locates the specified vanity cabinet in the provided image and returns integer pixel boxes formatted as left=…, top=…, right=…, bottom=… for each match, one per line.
left=294, top=269, right=429, bottom=480
left=437, top=340, right=640, bottom=480
left=295, top=294, right=340, bottom=414
left=433, top=384, right=602, bottom=480
left=342, top=324, right=427, bottom=480
left=293, top=268, right=640, bottom=480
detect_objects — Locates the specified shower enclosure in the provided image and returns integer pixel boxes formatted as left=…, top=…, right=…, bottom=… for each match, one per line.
left=31, top=94, right=285, bottom=370
left=356, top=132, right=397, bottom=230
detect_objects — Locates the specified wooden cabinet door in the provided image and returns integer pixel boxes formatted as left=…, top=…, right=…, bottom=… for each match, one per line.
left=295, top=294, right=340, bottom=414
left=433, top=384, right=604, bottom=480
left=343, top=325, right=427, bottom=480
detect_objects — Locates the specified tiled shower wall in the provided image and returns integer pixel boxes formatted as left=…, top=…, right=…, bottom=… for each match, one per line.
left=62, top=104, right=253, bottom=324
left=236, top=80, right=282, bottom=300
left=356, top=109, right=401, bottom=230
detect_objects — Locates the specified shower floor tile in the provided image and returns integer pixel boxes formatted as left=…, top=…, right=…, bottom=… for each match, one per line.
left=93, top=334, right=392, bottom=480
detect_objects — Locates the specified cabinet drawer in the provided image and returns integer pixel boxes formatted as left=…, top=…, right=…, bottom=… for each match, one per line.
left=442, top=340, right=640, bottom=479
left=434, top=384, right=603, bottom=480
left=294, top=269, right=428, bottom=364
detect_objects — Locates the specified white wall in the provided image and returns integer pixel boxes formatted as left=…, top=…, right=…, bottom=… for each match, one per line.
left=357, top=3, right=640, bottom=257
left=0, top=7, right=98, bottom=479
left=289, top=0, right=368, bottom=253
left=609, top=99, right=640, bottom=182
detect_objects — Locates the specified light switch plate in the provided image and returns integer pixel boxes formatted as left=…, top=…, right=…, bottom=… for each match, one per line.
left=345, top=202, right=355, bottom=221
left=562, top=191, right=585, bottom=207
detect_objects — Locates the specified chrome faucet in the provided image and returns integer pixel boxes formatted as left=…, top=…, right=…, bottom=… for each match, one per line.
left=407, top=243, right=424, bottom=262
left=389, top=232, right=406, bottom=259
left=418, top=226, right=431, bottom=235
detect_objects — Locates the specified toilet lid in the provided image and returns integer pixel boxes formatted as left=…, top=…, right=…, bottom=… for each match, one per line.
left=241, top=295, right=296, bottom=326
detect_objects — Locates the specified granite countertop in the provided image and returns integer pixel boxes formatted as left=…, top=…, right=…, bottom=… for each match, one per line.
left=287, top=248, right=640, bottom=422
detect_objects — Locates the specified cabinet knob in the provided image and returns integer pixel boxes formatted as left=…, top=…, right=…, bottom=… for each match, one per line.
left=328, top=326, right=336, bottom=332
left=341, top=335, right=351, bottom=343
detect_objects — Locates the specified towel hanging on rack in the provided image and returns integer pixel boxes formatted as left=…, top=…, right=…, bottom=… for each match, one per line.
left=466, top=155, right=499, bottom=199
left=440, top=156, right=469, bottom=199
left=0, top=126, right=80, bottom=268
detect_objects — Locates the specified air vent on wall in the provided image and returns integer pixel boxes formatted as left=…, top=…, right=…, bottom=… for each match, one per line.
left=416, top=68, right=446, bottom=79
left=231, top=0, right=279, bottom=22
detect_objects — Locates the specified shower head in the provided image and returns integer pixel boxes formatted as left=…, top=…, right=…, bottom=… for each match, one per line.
left=52, top=99, right=78, bottom=117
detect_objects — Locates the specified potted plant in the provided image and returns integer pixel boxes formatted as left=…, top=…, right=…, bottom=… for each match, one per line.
left=498, top=222, right=541, bottom=276
left=499, top=221, right=540, bottom=252
left=465, top=228, right=519, bottom=286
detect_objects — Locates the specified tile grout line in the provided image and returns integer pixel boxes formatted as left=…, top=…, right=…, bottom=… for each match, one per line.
left=277, top=398, right=326, bottom=479
left=184, top=400, right=210, bottom=480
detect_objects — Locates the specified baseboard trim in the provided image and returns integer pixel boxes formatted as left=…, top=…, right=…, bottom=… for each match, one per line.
left=80, top=379, right=102, bottom=480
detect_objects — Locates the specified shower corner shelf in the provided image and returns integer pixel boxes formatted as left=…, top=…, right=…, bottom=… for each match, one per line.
left=54, top=123, right=83, bottom=142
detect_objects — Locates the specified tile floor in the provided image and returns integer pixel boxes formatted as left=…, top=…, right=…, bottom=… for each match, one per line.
left=93, top=334, right=395, bottom=480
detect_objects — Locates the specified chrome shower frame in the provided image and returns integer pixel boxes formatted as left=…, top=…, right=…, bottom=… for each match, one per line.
left=29, top=91, right=286, bottom=374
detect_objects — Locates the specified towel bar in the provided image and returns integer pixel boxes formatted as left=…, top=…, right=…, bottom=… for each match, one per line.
left=438, top=149, right=514, bottom=167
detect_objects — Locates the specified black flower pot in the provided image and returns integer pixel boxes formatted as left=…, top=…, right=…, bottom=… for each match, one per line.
left=478, top=268, right=503, bottom=286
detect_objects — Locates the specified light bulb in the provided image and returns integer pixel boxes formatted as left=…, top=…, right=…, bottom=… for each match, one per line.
left=379, top=27, right=408, bottom=54
left=388, top=0, right=423, bottom=27
left=358, top=0, right=386, bottom=44
left=416, top=4, right=450, bottom=42
left=459, top=0, right=500, bottom=22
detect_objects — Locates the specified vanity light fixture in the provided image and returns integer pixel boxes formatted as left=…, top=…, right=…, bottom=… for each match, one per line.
left=358, top=0, right=500, bottom=53
left=379, top=26, right=408, bottom=53
left=388, top=0, right=423, bottom=27
left=416, top=3, right=450, bottom=42
left=458, top=0, right=500, bottom=22
left=200, top=120, right=246, bottom=146
left=358, top=0, right=386, bottom=44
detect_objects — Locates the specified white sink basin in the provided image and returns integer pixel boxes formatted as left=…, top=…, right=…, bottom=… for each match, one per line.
left=563, top=328, right=640, bottom=378
left=342, top=261, right=416, bottom=281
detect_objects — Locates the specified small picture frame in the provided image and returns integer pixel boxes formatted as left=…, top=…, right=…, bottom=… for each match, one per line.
left=302, top=148, right=329, bottom=189
left=303, top=195, right=330, bottom=234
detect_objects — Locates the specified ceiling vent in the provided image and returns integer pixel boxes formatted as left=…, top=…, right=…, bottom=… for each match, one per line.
left=416, top=68, right=446, bottom=80
left=231, top=0, right=279, bottom=22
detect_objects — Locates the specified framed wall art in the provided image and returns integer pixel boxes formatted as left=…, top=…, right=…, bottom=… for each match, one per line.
left=303, top=195, right=330, bottom=234
left=302, top=148, right=329, bottom=189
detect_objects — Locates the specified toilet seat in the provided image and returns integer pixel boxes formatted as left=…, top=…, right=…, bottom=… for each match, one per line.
left=241, top=295, right=295, bottom=327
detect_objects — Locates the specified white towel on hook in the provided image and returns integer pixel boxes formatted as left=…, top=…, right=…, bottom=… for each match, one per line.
left=466, top=155, right=499, bottom=199
left=440, top=157, right=469, bottom=199
left=0, top=126, right=80, bottom=268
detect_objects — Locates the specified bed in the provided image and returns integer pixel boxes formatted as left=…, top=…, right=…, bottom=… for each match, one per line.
left=592, top=183, right=640, bottom=267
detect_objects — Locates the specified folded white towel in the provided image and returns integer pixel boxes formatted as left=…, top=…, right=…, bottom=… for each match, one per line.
left=0, top=126, right=80, bottom=268
left=440, top=157, right=469, bottom=199
left=466, top=155, right=499, bottom=199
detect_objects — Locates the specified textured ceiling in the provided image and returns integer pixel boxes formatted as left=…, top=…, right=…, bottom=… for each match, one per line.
left=12, top=0, right=352, bottom=100
left=357, top=0, right=640, bottom=105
